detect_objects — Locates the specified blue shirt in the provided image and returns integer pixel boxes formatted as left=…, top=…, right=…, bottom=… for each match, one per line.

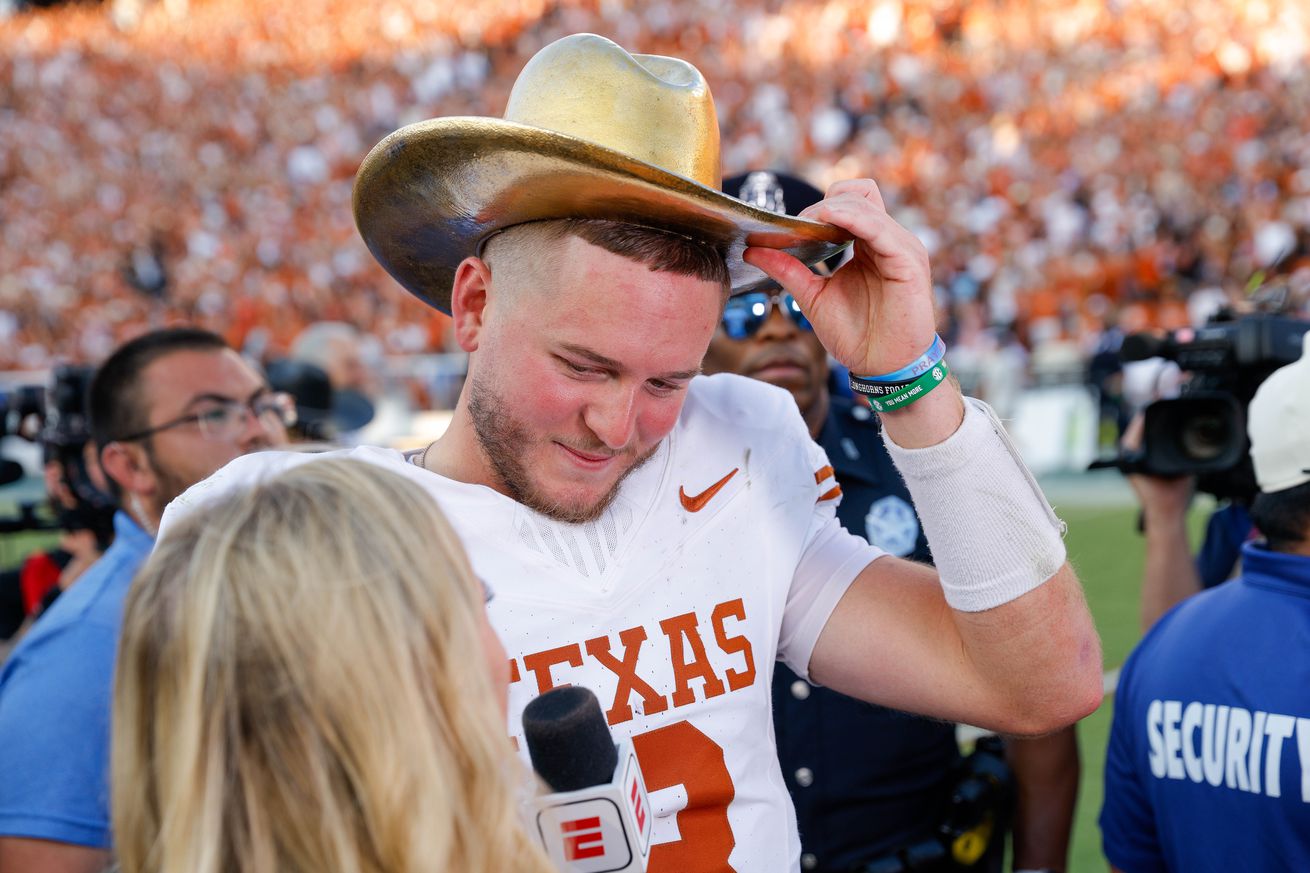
left=773, top=394, right=960, bottom=869
left=0, top=512, right=153, bottom=848
left=1101, top=543, right=1310, bottom=872
left=1195, top=502, right=1254, bottom=589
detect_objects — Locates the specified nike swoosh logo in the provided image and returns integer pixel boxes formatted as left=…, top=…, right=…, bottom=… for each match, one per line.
left=679, top=468, right=739, bottom=512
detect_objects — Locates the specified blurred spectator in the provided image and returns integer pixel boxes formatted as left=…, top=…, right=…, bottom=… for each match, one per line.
left=265, top=357, right=349, bottom=443
left=0, top=327, right=291, bottom=873
left=288, top=321, right=378, bottom=436
left=290, top=321, right=377, bottom=397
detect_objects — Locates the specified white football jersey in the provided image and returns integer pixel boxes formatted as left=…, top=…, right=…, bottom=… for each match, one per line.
left=162, top=373, right=885, bottom=873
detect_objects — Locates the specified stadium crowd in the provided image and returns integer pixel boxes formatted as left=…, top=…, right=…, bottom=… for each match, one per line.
left=2, top=0, right=1310, bottom=390
left=4, top=5, right=1310, bottom=872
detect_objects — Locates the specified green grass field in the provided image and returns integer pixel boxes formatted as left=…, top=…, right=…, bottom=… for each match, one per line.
left=1058, top=500, right=1212, bottom=872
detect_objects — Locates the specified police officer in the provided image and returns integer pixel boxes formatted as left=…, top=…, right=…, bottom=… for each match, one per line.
left=705, top=171, right=1078, bottom=873
left=1101, top=331, right=1310, bottom=872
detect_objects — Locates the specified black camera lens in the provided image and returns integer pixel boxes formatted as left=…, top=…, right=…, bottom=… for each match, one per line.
left=1141, top=393, right=1246, bottom=477
left=1179, top=413, right=1235, bottom=462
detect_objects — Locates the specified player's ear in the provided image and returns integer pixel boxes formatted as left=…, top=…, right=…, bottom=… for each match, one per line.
left=451, top=256, right=492, bottom=353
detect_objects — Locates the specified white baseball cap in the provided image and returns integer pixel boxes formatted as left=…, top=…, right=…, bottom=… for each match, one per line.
left=1247, top=329, right=1310, bottom=493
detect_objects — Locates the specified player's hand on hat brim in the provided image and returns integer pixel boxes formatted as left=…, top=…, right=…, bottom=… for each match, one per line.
left=742, top=179, right=936, bottom=378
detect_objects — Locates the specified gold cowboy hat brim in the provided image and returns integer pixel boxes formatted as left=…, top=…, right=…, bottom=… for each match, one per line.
left=353, top=117, right=852, bottom=314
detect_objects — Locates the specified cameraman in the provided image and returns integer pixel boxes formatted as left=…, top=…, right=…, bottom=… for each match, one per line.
left=1101, top=330, right=1310, bottom=870
left=0, top=451, right=111, bottom=642
left=0, top=328, right=291, bottom=873
left=1118, top=311, right=1308, bottom=631
left=0, top=366, right=118, bottom=639
left=1120, top=417, right=1250, bottom=632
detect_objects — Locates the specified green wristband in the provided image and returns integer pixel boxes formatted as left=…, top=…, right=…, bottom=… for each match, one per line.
left=863, top=359, right=950, bottom=413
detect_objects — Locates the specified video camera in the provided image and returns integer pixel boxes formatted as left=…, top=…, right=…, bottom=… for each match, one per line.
left=1098, top=311, right=1308, bottom=501
left=1, top=366, right=116, bottom=544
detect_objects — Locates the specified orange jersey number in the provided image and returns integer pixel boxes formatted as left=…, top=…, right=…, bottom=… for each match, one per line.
left=632, top=720, right=736, bottom=873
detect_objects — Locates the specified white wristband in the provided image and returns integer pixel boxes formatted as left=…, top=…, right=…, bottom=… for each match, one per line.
left=881, top=397, right=1067, bottom=612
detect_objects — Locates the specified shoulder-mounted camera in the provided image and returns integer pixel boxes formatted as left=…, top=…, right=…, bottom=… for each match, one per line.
left=1095, top=308, right=1308, bottom=501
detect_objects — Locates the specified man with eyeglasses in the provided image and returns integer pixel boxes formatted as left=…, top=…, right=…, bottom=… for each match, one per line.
left=704, top=171, right=1079, bottom=873
left=0, top=327, right=291, bottom=873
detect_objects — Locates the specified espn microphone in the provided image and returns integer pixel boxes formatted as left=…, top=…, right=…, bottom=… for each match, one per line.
left=522, top=686, right=652, bottom=873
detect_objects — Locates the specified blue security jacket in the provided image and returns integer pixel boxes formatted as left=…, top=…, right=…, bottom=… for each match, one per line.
left=1101, top=542, right=1310, bottom=872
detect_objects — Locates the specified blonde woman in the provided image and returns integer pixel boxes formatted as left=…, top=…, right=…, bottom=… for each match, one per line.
left=112, top=458, right=554, bottom=873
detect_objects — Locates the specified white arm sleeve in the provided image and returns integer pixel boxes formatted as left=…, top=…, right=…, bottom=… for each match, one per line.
left=880, top=397, right=1067, bottom=612
left=778, top=508, right=886, bottom=680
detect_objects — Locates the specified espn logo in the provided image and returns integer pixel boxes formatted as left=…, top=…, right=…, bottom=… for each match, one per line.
left=561, top=816, right=604, bottom=860
left=629, top=776, right=646, bottom=834
left=543, top=799, right=632, bottom=872
left=560, top=786, right=646, bottom=861
left=532, top=747, right=652, bottom=873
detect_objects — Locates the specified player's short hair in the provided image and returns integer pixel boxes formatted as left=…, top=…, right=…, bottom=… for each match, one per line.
left=484, top=218, right=730, bottom=289
left=1250, top=480, right=1310, bottom=552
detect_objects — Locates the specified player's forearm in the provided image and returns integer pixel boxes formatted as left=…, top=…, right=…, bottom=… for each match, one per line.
left=810, top=558, right=1100, bottom=735
left=875, top=395, right=1103, bottom=732
left=954, top=565, right=1102, bottom=735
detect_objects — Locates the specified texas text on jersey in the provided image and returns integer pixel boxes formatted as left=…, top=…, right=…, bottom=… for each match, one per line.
left=161, top=374, right=886, bottom=873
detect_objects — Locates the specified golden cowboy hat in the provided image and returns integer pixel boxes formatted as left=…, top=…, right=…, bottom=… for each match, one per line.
left=352, top=33, right=851, bottom=313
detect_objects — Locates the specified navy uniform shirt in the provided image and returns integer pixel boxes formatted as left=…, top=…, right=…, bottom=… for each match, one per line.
left=774, top=393, right=961, bottom=871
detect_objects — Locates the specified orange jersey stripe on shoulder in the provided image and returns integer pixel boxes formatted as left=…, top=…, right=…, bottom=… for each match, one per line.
left=817, top=485, right=842, bottom=503
left=814, top=465, right=834, bottom=484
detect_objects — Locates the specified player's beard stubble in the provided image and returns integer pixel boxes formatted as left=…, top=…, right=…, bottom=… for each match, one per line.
left=467, top=376, right=659, bottom=525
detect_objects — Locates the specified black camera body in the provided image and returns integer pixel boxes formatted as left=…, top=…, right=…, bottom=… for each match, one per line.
left=1119, top=313, right=1309, bottom=500
left=0, top=366, right=116, bottom=543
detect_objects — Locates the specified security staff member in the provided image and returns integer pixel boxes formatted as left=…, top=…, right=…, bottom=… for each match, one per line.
left=1101, top=331, right=1310, bottom=872
left=705, top=171, right=1078, bottom=873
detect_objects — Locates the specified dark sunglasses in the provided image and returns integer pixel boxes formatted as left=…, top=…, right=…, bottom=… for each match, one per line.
left=721, top=292, right=813, bottom=340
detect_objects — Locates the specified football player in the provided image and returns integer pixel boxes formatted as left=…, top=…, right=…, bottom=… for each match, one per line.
left=162, top=34, right=1101, bottom=873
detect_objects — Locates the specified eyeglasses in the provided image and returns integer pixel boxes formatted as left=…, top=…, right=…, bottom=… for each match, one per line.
left=721, top=292, right=813, bottom=340
left=113, top=392, right=298, bottom=443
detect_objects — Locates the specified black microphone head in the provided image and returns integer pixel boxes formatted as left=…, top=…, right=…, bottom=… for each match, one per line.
left=522, top=686, right=618, bottom=793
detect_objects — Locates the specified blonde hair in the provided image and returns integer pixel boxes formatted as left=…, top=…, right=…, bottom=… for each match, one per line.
left=112, top=458, right=554, bottom=873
